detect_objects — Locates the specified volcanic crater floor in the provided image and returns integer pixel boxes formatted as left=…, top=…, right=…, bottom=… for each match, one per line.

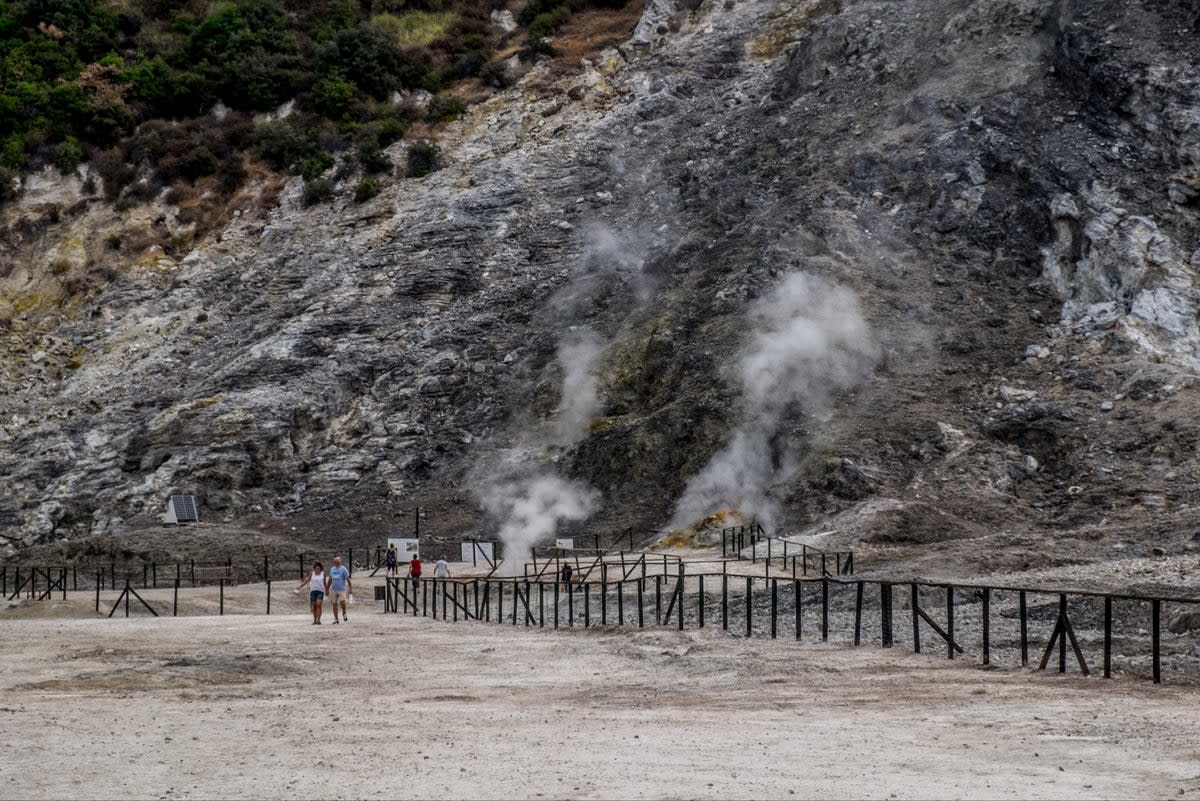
left=1, top=610, right=1198, bottom=800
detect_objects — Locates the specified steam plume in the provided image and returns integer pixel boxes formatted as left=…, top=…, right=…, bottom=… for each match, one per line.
left=671, top=272, right=877, bottom=530
left=552, top=328, right=604, bottom=446
left=480, top=474, right=600, bottom=575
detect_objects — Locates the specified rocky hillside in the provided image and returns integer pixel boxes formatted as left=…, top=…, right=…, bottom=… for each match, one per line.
left=2, top=0, right=1199, bottom=582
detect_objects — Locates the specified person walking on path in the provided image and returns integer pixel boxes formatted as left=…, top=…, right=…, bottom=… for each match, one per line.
left=434, top=558, right=450, bottom=580
left=560, top=562, right=573, bottom=590
left=385, top=544, right=398, bottom=577
left=407, top=554, right=422, bottom=592
left=297, top=562, right=327, bottom=624
left=326, top=556, right=352, bottom=624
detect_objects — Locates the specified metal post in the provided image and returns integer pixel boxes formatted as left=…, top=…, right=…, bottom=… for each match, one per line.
left=770, top=578, right=778, bottom=639
left=266, top=580, right=271, bottom=615
left=554, top=581, right=559, bottom=629
left=1019, top=590, right=1028, bottom=666
left=882, top=584, right=893, bottom=648
left=1058, top=593, right=1067, bottom=674
left=617, top=581, right=624, bottom=626
left=655, top=575, right=662, bottom=621
left=568, top=581, right=574, bottom=627
left=794, top=580, right=802, bottom=640
left=677, top=563, right=685, bottom=631
left=637, top=577, right=644, bottom=628
left=911, top=583, right=921, bottom=654
left=722, top=573, right=729, bottom=630
left=981, top=587, right=990, bottom=664
left=854, top=581, right=864, bottom=645
left=698, top=575, right=705, bottom=628
left=173, top=578, right=179, bottom=616
left=219, top=579, right=224, bottom=616
left=821, top=578, right=829, bottom=641
left=1152, top=599, right=1161, bottom=684
left=95, top=571, right=101, bottom=612
left=600, top=579, right=607, bottom=625
left=152, top=562, right=157, bottom=589
left=1103, top=596, right=1112, bottom=679
left=947, top=585, right=955, bottom=660
left=584, top=581, right=590, bottom=628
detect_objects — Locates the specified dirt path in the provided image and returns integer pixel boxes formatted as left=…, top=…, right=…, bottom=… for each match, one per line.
left=1, top=611, right=1197, bottom=800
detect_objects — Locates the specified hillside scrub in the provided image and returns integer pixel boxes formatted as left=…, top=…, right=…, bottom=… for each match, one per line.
left=0, top=0, right=628, bottom=207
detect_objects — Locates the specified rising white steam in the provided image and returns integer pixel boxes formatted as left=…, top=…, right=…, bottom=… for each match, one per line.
left=480, top=474, right=600, bottom=575
left=553, top=328, right=604, bottom=446
left=671, top=272, right=877, bottom=530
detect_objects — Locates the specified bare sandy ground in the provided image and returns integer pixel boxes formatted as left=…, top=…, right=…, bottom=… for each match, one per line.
left=1, top=608, right=1198, bottom=801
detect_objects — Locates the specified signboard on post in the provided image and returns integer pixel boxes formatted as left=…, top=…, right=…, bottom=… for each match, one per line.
left=460, top=541, right=495, bottom=565
left=555, top=538, right=574, bottom=551
left=389, top=538, right=420, bottom=562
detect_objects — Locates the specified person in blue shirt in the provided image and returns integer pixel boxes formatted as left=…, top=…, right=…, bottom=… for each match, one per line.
left=325, top=555, right=353, bottom=624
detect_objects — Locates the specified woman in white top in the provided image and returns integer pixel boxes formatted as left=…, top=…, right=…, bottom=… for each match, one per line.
left=296, top=562, right=327, bottom=625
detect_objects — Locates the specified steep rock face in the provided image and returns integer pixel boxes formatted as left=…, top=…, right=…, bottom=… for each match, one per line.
left=1, top=0, right=1199, bottom=571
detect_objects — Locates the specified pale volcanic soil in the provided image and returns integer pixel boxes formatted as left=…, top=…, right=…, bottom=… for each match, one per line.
left=1, top=604, right=1199, bottom=801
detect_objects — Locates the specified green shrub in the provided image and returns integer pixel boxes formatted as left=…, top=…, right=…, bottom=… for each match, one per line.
left=302, top=176, right=334, bottom=205
left=255, top=119, right=323, bottom=171
left=51, top=137, right=85, bottom=175
left=299, top=151, right=335, bottom=181
left=374, top=116, right=407, bottom=146
left=318, top=23, right=423, bottom=101
left=306, top=75, right=358, bottom=119
left=357, top=141, right=391, bottom=174
left=353, top=175, right=381, bottom=203
left=517, top=0, right=569, bottom=26
left=406, top=139, right=438, bottom=177
left=180, top=146, right=220, bottom=181
left=425, top=94, right=466, bottom=122
left=527, top=5, right=572, bottom=42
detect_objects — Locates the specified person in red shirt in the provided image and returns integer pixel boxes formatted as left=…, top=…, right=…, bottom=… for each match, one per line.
left=407, top=554, right=422, bottom=592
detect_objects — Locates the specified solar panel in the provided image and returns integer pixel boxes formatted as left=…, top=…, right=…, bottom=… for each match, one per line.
left=170, top=495, right=199, bottom=522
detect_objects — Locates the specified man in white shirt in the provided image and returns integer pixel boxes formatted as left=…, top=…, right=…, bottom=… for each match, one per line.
left=434, top=558, right=450, bottom=579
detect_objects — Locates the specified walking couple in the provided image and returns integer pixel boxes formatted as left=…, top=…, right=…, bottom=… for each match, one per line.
left=296, top=556, right=353, bottom=625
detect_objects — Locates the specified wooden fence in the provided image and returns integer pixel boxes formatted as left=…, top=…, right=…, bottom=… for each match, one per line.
left=386, top=571, right=1199, bottom=685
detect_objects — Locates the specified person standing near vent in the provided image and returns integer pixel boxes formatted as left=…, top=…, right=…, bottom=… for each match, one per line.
left=385, top=544, right=398, bottom=577
left=296, top=561, right=326, bottom=625
left=407, top=553, right=422, bottom=591
left=560, top=562, right=573, bottom=589
left=325, top=555, right=352, bottom=624
left=434, top=558, right=450, bottom=580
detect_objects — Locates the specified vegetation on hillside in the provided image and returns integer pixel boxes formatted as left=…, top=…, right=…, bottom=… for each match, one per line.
left=0, top=0, right=628, bottom=208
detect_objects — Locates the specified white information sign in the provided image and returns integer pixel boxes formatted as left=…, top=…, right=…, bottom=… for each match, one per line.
left=389, top=538, right=420, bottom=562
left=555, top=538, right=574, bottom=550
left=460, top=541, right=495, bottom=563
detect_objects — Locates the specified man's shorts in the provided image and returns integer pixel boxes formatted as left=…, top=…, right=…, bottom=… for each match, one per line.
left=328, top=590, right=348, bottom=605
left=309, top=590, right=325, bottom=602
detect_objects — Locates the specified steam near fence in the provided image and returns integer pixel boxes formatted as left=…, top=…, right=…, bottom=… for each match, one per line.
left=671, top=272, right=877, bottom=531
left=479, top=474, right=599, bottom=576
left=473, top=204, right=678, bottom=564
